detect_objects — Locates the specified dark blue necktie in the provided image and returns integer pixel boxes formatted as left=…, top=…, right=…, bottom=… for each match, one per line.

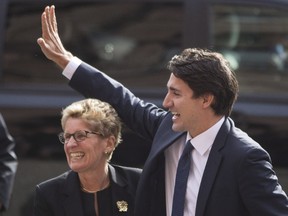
left=171, top=140, right=193, bottom=216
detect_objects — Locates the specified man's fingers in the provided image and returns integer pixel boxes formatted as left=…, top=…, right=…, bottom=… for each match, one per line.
left=42, top=6, right=55, bottom=38
left=38, top=5, right=72, bottom=68
left=40, top=6, right=58, bottom=49
left=37, top=38, right=45, bottom=47
left=37, top=38, right=48, bottom=52
left=37, top=37, right=55, bottom=61
left=41, top=12, right=46, bottom=38
left=51, top=5, right=58, bottom=33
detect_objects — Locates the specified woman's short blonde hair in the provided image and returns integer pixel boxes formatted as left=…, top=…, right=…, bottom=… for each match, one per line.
left=61, top=98, right=122, bottom=160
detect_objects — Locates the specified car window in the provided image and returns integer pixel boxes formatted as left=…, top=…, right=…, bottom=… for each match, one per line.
left=212, top=4, right=288, bottom=94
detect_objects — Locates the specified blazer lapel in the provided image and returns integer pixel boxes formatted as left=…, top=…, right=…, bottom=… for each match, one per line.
left=195, top=118, right=231, bottom=216
left=109, top=165, right=133, bottom=216
left=62, top=171, right=84, bottom=216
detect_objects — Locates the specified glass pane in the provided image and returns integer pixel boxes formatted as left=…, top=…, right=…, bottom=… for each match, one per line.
left=3, top=3, right=183, bottom=89
left=212, top=5, right=288, bottom=94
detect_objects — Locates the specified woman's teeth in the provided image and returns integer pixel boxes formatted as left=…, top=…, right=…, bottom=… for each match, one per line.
left=70, top=152, right=84, bottom=159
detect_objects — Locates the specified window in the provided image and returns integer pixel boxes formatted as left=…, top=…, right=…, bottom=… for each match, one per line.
left=212, top=5, right=288, bottom=94
left=3, top=2, right=183, bottom=89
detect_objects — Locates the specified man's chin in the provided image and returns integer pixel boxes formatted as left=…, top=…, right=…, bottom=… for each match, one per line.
left=171, top=124, right=184, bottom=132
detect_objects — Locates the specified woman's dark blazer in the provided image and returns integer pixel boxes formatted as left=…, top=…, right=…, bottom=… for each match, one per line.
left=67, top=62, right=288, bottom=216
left=33, top=164, right=141, bottom=216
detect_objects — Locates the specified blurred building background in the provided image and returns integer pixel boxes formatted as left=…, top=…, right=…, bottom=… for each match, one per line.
left=1, top=0, right=288, bottom=215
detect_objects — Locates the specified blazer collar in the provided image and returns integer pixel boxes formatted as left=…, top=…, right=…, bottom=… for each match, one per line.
left=109, top=164, right=126, bottom=187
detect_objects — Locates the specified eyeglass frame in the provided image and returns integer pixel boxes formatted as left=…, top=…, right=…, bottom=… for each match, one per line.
left=58, top=130, right=102, bottom=144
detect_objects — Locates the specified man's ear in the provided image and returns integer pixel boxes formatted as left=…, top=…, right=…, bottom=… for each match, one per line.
left=202, top=93, right=214, bottom=108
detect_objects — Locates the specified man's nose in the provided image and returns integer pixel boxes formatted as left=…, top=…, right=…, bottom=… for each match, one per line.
left=162, top=94, right=171, bottom=109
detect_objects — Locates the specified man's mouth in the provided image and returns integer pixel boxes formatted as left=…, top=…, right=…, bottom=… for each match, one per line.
left=171, top=112, right=180, bottom=120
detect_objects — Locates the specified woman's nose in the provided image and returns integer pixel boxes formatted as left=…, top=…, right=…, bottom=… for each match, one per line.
left=66, top=137, right=78, bottom=147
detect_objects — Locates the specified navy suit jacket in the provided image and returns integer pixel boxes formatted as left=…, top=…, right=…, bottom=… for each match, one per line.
left=69, top=62, right=288, bottom=216
left=33, top=164, right=141, bottom=216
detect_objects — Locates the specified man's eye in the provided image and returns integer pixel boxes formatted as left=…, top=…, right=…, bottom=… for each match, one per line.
left=173, top=91, right=180, bottom=96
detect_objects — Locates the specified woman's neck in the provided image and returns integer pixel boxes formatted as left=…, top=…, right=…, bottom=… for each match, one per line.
left=79, top=166, right=109, bottom=193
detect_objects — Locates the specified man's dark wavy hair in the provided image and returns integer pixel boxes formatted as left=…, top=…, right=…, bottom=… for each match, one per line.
left=167, top=48, right=239, bottom=117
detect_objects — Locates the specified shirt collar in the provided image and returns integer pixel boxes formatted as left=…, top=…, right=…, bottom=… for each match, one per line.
left=186, top=117, right=225, bottom=156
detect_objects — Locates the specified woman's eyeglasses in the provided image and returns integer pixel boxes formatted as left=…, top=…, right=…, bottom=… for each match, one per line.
left=58, top=130, right=101, bottom=144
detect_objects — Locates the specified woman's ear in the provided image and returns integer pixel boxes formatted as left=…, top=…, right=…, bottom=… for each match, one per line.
left=105, top=136, right=116, bottom=153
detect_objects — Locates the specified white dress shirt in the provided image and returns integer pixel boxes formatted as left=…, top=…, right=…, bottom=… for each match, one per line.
left=165, top=117, right=224, bottom=216
left=62, top=56, right=82, bottom=79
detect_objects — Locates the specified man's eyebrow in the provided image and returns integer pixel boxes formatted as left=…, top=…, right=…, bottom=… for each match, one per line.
left=168, top=86, right=179, bottom=92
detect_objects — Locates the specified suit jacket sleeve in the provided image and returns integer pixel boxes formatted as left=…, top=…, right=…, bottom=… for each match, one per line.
left=0, top=113, right=18, bottom=211
left=239, top=146, right=288, bottom=215
left=69, top=62, right=168, bottom=143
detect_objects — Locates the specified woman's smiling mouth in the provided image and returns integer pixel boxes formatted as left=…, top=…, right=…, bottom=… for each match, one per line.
left=70, top=152, right=85, bottom=160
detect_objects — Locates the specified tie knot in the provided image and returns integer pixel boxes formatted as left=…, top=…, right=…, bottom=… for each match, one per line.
left=182, top=140, right=193, bottom=155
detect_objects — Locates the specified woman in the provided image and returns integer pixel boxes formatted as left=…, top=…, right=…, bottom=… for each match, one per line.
left=33, top=99, right=142, bottom=216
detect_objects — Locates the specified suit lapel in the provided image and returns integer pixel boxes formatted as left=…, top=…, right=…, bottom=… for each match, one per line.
left=109, top=165, right=132, bottom=216
left=62, top=171, right=84, bottom=216
left=148, top=114, right=185, bottom=161
left=195, top=118, right=231, bottom=216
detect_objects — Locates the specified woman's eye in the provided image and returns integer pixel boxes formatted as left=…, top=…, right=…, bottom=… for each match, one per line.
left=64, top=135, right=71, bottom=140
left=76, top=134, right=86, bottom=140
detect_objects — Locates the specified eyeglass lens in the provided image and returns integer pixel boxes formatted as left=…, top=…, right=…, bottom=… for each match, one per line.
left=59, top=131, right=93, bottom=144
